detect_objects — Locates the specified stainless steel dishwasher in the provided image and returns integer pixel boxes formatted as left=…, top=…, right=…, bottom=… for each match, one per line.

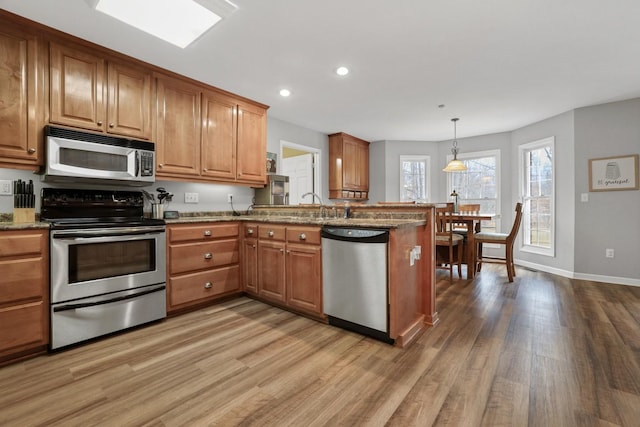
left=321, top=227, right=392, bottom=344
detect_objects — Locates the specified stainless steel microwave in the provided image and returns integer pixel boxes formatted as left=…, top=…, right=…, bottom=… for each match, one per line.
left=42, top=126, right=155, bottom=186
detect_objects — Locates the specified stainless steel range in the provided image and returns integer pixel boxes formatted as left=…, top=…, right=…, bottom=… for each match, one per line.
left=41, top=188, right=167, bottom=350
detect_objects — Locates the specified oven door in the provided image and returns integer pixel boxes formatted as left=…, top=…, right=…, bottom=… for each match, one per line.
left=50, top=226, right=166, bottom=304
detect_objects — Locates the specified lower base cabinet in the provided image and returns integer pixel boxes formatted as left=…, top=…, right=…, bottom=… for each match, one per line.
left=242, top=224, right=323, bottom=317
left=167, top=223, right=241, bottom=313
left=0, top=229, right=49, bottom=365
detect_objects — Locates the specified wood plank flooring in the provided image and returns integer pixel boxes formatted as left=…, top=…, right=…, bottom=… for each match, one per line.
left=1, top=265, right=640, bottom=426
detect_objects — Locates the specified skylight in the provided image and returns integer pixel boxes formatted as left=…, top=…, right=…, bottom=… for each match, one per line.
left=91, top=0, right=237, bottom=48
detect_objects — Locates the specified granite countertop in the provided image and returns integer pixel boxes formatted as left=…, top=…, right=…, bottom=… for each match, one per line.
left=165, top=215, right=426, bottom=229
left=0, top=221, right=51, bottom=231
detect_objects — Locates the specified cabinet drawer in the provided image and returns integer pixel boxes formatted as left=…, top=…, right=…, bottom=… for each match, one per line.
left=0, top=301, right=46, bottom=353
left=170, top=239, right=239, bottom=275
left=0, top=231, right=45, bottom=258
left=0, top=258, right=45, bottom=305
left=258, top=225, right=286, bottom=241
left=169, top=223, right=239, bottom=243
left=169, top=265, right=240, bottom=307
left=286, top=227, right=321, bottom=245
left=243, top=223, right=259, bottom=238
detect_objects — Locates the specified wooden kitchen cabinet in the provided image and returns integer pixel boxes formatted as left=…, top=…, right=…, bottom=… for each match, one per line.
left=201, top=91, right=267, bottom=186
left=0, top=229, right=49, bottom=365
left=244, top=224, right=323, bottom=317
left=0, top=22, right=45, bottom=170
left=167, top=223, right=241, bottom=313
left=241, top=224, right=259, bottom=295
left=50, top=42, right=152, bottom=139
left=329, top=132, right=370, bottom=200
left=155, top=74, right=202, bottom=178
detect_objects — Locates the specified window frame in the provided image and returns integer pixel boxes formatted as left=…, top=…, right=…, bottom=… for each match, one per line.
left=446, top=149, right=501, bottom=234
left=518, top=136, right=555, bottom=257
left=399, top=155, right=430, bottom=202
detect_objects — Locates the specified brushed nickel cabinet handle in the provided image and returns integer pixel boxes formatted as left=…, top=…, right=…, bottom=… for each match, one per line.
left=204, top=253, right=213, bottom=260
left=280, top=248, right=284, bottom=253
left=268, top=230, right=274, bottom=237
left=204, top=282, right=212, bottom=289
left=109, top=123, right=114, bottom=128
left=27, top=148, right=36, bottom=154
left=204, top=230, right=212, bottom=236
left=247, top=229, right=254, bottom=235
left=158, top=164, right=163, bottom=168
left=299, top=233, right=306, bottom=240
left=97, top=120, right=103, bottom=126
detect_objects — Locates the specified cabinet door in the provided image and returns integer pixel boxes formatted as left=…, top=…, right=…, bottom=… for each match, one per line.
left=286, top=243, right=322, bottom=315
left=0, top=26, right=43, bottom=167
left=236, top=102, right=267, bottom=185
left=342, top=137, right=360, bottom=190
left=357, top=140, right=369, bottom=191
left=155, top=75, right=201, bottom=177
left=107, top=61, right=152, bottom=139
left=258, top=240, right=286, bottom=303
left=242, top=238, right=258, bottom=295
left=201, top=91, right=236, bottom=180
left=50, top=42, right=105, bottom=132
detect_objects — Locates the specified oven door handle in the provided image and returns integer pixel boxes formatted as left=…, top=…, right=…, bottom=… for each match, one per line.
left=53, top=285, right=166, bottom=312
left=52, top=226, right=166, bottom=239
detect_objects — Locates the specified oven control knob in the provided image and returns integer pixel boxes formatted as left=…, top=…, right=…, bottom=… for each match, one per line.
left=204, top=282, right=212, bottom=289
left=204, top=253, right=213, bottom=260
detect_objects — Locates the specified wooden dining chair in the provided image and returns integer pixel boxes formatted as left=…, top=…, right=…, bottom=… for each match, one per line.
left=474, top=202, right=523, bottom=282
left=435, top=203, right=464, bottom=282
left=453, top=203, right=481, bottom=234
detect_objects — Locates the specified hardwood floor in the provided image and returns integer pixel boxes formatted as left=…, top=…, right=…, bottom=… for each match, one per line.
left=1, top=265, right=640, bottom=426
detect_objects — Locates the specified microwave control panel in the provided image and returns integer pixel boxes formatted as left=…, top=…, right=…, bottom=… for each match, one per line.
left=140, top=151, right=154, bottom=177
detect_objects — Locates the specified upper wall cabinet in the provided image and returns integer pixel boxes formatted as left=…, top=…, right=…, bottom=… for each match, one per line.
left=49, top=42, right=152, bottom=140
left=0, top=24, right=45, bottom=169
left=329, top=132, right=370, bottom=200
left=155, top=74, right=202, bottom=178
left=236, top=101, right=267, bottom=185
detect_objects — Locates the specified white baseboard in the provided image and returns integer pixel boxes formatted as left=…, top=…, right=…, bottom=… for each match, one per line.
left=514, top=259, right=640, bottom=287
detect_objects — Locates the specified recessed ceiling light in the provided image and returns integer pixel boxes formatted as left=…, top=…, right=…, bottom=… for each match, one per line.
left=336, top=66, right=349, bottom=76
left=279, top=89, right=291, bottom=97
left=90, top=0, right=237, bottom=48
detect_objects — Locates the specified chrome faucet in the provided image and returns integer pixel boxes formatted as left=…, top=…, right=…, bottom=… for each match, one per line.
left=301, top=192, right=324, bottom=218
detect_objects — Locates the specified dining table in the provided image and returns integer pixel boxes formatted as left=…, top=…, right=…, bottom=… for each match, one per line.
left=448, top=212, right=496, bottom=279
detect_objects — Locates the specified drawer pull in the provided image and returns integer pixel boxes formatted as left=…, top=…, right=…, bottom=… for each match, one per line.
left=280, top=248, right=284, bottom=253
left=204, top=282, right=212, bottom=289
left=97, top=120, right=103, bottom=126
left=299, top=233, right=306, bottom=240
left=204, top=230, right=212, bottom=236
left=247, top=229, right=254, bottom=235
left=204, top=253, right=213, bottom=260
left=109, top=123, right=114, bottom=128
left=28, top=148, right=36, bottom=154
left=268, top=230, right=274, bottom=237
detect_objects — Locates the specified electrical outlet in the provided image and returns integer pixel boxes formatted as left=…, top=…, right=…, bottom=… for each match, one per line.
left=0, top=180, right=12, bottom=195
left=184, top=192, right=199, bottom=203
left=605, top=248, right=614, bottom=258
left=227, top=194, right=233, bottom=203
left=581, top=193, right=589, bottom=202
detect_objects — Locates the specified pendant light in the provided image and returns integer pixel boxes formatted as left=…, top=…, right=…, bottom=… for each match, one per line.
left=443, top=118, right=468, bottom=172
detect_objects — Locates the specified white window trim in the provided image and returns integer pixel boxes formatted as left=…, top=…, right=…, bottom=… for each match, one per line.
left=518, top=136, right=555, bottom=257
left=399, top=155, right=430, bottom=202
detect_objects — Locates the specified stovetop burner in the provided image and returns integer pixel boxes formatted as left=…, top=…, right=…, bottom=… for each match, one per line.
left=41, top=188, right=164, bottom=228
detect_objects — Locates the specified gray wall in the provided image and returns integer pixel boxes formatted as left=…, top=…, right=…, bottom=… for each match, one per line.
left=574, top=98, right=640, bottom=280
left=368, top=140, right=387, bottom=204
left=511, top=110, right=576, bottom=273
left=266, top=117, right=329, bottom=202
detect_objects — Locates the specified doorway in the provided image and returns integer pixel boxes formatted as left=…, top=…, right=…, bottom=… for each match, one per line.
left=280, top=140, right=321, bottom=205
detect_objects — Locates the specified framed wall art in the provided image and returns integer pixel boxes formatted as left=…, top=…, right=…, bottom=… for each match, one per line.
left=589, top=154, right=639, bottom=191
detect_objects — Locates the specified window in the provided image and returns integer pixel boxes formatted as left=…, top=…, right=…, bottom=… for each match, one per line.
left=447, top=150, right=500, bottom=233
left=400, top=155, right=429, bottom=202
left=519, top=137, right=554, bottom=256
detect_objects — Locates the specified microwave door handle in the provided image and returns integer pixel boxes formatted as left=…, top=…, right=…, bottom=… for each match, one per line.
left=53, top=285, right=166, bottom=312
left=135, top=151, right=140, bottom=177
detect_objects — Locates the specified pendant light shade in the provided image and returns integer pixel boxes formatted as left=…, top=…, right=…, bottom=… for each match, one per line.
left=443, top=118, right=468, bottom=172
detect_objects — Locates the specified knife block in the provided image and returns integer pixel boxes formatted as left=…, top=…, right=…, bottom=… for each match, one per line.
left=13, top=208, right=35, bottom=224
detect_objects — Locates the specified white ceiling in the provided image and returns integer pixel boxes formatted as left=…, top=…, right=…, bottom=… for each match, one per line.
left=3, top=0, right=640, bottom=142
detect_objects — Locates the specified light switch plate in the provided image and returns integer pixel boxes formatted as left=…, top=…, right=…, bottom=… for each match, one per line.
left=184, top=192, right=199, bottom=203
left=581, top=193, right=589, bottom=202
left=0, top=180, right=12, bottom=195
